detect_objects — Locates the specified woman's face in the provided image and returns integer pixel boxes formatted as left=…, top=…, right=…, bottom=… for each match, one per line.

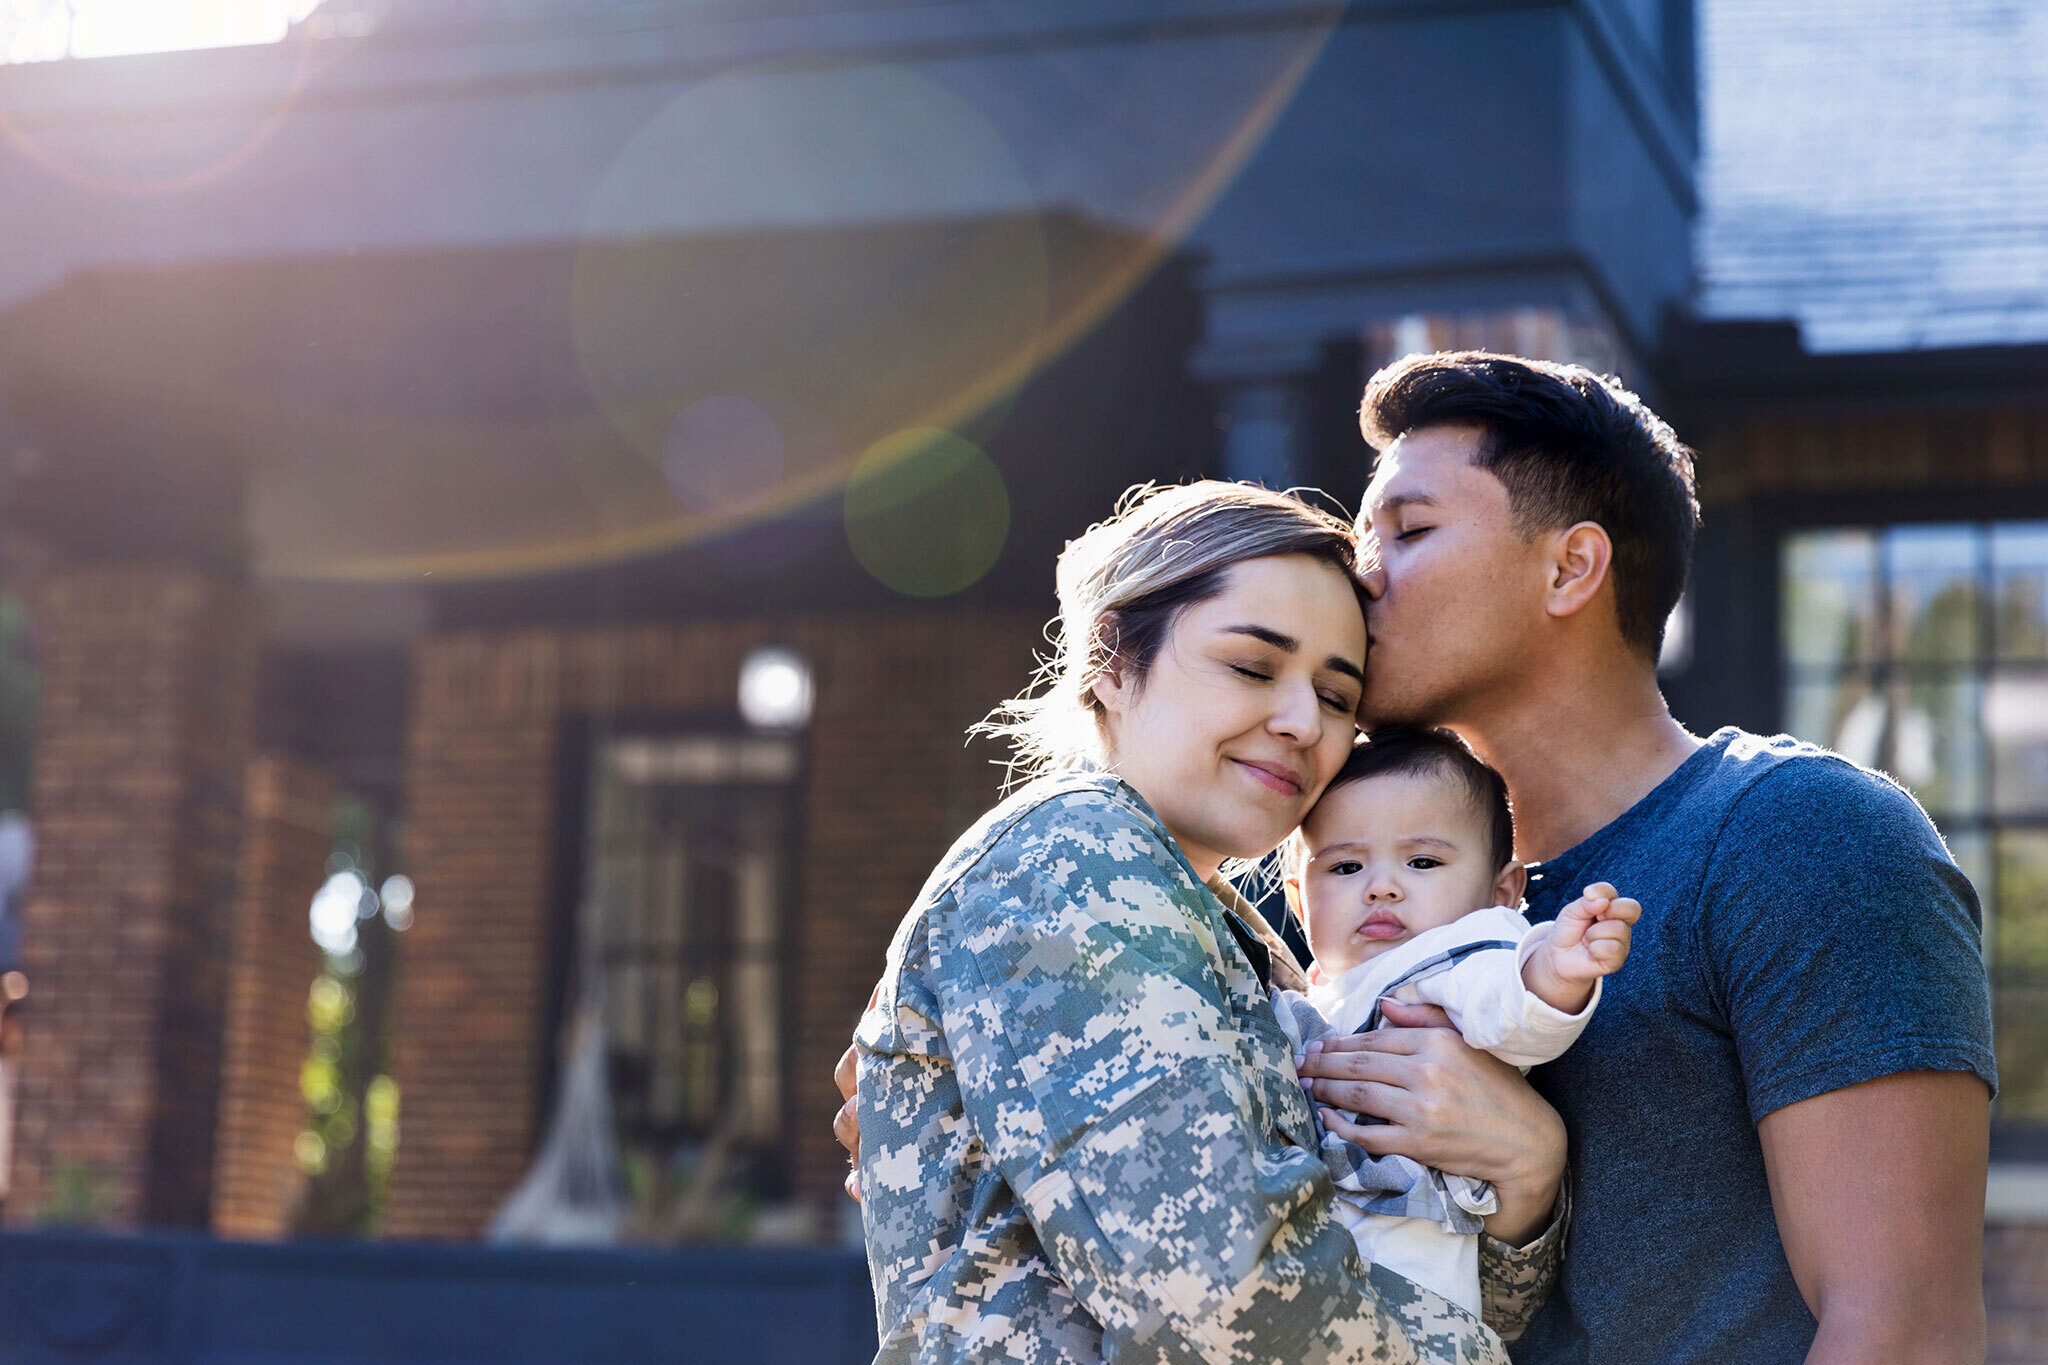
left=1093, top=553, right=1367, bottom=881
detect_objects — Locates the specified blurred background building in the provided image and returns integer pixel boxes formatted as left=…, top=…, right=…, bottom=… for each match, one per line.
left=0, top=1, right=2039, bottom=1361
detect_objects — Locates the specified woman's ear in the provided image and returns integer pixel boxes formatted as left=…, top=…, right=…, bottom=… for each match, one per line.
left=1089, top=661, right=1129, bottom=715
left=1495, top=859, right=1528, bottom=909
left=1544, top=521, right=1614, bottom=621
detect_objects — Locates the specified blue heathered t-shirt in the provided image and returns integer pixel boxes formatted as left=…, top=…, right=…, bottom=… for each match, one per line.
left=1510, top=728, right=1996, bottom=1365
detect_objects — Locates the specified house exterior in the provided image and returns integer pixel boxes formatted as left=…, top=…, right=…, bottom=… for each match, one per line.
left=0, top=0, right=2039, bottom=1358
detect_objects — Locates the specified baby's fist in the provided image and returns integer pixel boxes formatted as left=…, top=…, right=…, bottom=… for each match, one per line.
left=1546, top=882, right=1640, bottom=982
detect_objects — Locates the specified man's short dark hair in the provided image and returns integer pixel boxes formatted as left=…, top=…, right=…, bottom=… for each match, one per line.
left=1359, top=350, right=1700, bottom=660
left=1324, top=725, right=1515, bottom=871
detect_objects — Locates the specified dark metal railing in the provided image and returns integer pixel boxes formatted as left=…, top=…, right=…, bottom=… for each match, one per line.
left=0, top=1230, right=878, bottom=1364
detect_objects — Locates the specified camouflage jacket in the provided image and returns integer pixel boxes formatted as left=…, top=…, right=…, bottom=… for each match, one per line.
left=855, top=771, right=1561, bottom=1363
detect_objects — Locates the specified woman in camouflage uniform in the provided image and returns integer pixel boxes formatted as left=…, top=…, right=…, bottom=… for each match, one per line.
left=852, top=483, right=1565, bottom=1363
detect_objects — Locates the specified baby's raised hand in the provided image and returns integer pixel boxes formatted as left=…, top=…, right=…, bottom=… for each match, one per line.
left=1522, top=881, right=1640, bottom=1013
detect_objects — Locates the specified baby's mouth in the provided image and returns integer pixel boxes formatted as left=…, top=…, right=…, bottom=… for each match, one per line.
left=1354, top=912, right=1407, bottom=941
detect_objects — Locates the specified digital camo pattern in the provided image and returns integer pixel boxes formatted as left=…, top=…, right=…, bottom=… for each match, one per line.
left=1270, top=992, right=1494, bottom=1234
left=855, top=772, right=1516, bottom=1364
left=1478, top=1178, right=1568, bottom=1343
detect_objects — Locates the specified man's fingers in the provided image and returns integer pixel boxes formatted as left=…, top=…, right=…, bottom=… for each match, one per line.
left=835, top=1042, right=858, bottom=1101
left=833, top=1096, right=860, bottom=1154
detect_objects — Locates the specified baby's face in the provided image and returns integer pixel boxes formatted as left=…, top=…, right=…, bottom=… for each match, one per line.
left=1293, top=769, right=1510, bottom=979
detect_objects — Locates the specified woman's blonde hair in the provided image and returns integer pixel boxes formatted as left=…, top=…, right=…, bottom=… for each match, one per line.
left=982, top=480, right=1363, bottom=782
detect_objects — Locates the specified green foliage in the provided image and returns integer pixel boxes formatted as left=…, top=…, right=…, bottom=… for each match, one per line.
left=39, top=1160, right=113, bottom=1228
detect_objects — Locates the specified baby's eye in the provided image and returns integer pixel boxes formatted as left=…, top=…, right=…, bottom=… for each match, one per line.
left=1407, top=856, right=1444, bottom=870
left=1329, top=860, right=1362, bottom=876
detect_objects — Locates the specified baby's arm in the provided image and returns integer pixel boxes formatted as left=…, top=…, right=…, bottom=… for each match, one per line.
left=1520, top=882, right=1638, bottom=1015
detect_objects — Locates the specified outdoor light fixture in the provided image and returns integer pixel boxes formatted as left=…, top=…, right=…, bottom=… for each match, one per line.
left=739, top=646, right=815, bottom=730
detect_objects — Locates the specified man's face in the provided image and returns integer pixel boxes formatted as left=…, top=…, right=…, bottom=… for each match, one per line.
left=1355, top=424, right=1551, bottom=726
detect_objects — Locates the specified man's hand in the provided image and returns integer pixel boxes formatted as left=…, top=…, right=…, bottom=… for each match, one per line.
left=1297, top=999, right=1565, bottom=1244
left=1522, top=881, right=1640, bottom=1013
left=834, top=1041, right=861, bottom=1202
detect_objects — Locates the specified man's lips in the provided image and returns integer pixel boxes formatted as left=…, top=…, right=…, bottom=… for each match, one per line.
left=1232, top=758, right=1304, bottom=796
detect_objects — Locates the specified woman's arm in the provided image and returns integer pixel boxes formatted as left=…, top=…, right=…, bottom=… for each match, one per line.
left=1297, top=1000, right=1568, bottom=1338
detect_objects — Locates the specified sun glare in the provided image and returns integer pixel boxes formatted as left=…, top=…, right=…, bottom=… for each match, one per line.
left=1, top=1, right=323, bottom=64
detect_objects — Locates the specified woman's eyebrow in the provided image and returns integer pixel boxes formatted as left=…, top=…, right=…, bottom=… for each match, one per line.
left=1220, top=625, right=1363, bottom=684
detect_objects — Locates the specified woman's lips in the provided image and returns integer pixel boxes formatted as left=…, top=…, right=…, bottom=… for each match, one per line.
left=1232, top=758, right=1302, bottom=796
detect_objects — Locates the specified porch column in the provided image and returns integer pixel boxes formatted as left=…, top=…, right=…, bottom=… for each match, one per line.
left=212, top=753, right=333, bottom=1239
left=5, top=565, right=256, bottom=1228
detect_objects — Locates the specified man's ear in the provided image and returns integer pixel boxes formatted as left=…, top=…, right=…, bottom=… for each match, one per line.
left=1544, top=521, right=1614, bottom=621
left=1495, top=859, right=1528, bottom=909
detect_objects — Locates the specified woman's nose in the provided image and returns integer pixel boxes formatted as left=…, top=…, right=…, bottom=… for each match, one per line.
left=1267, top=682, right=1323, bottom=746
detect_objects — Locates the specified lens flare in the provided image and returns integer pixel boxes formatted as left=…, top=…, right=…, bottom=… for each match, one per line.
left=662, top=395, right=786, bottom=515
left=845, top=428, right=1008, bottom=598
left=265, top=25, right=1341, bottom=583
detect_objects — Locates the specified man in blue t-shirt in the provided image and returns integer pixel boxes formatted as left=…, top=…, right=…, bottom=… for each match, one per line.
left=1297, top=351, right=1996, bottom=1362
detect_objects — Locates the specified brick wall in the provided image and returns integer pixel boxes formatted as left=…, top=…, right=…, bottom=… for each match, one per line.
left=212, top=753, right=333, bottom=1239
left=6, top=565, right=254, bottom=1228
left=1988, top=1221, right=2048, bottom=1364
left=387, top=615, right=1036, bottom=1239
left=1696, top=405, right=2048, bottom=503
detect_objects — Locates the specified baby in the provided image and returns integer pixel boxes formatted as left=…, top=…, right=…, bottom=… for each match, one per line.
left=1270, top=725, right=1638, bottom=1318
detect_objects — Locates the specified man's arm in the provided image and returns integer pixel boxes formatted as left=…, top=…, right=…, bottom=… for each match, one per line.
left=1757, top=1069, right=1989, bottom=1365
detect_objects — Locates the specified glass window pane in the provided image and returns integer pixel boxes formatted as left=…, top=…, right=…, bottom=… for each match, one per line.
left=1786, top=675, right=1884, bottom=769
left=1988, top=672, right=2048, bottom=816
left=1887, top=677, right=1984, bottom=818
left=1992, top=523, right=2048, bottom=664
left=1783, top=531, right=1879, bottom=669
left=1885, top=524, right=1982, bottom=664
left=1994, top=832, right=2048, bottom=1124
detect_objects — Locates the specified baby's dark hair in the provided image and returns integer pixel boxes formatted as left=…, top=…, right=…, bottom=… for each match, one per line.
left=1295, top=726, right=1516, bottom=872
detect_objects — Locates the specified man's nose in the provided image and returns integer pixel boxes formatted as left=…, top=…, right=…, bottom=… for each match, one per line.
left=1357, top=563, right=1388, bottom=601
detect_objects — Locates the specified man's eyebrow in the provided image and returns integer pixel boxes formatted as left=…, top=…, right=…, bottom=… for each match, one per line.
left=1377, top=491, right=1440, bottom=514
left=1221, top=625, right=1363, bottom=684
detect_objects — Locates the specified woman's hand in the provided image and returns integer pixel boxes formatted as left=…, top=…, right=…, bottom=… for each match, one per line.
left=1295, top=1000, right=1565, bottom=1244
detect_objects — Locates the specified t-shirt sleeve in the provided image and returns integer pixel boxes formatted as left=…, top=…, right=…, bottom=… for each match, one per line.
left=1695, top=755, right=1997, bottom=1124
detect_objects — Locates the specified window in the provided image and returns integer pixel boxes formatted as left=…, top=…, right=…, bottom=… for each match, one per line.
left=1782, top=523, right=2048, bottom=1139
left=579, top=734, right=795, bottom=1169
